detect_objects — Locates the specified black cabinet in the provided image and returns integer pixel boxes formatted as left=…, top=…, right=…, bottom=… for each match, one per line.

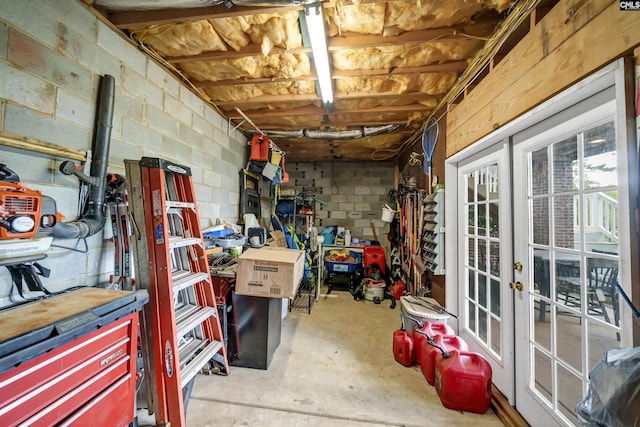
left=228, top=293, right=282, bottom=370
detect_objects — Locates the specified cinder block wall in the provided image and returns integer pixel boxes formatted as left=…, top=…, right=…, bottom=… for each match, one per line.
left=0, top=0, right=247, bottom=303
left=285, top=161, right=395, bottom=241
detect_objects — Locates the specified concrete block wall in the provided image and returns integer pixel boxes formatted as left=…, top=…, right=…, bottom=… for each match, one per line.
left=284, top=161, right=395, bottom=241
left=0, top=0, right=247, bottom=304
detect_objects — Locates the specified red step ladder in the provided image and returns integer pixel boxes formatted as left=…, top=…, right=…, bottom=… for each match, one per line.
left=125, top=157, right=228, bottom=427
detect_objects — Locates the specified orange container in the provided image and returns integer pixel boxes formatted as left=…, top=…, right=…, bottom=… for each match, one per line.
left=392, top=329, right=415, bottom=367
left=420, top=334, right=468, bottom=385
left=413, top=322, right=454, bottom=366
left=435, top=350, right=493, bottom=413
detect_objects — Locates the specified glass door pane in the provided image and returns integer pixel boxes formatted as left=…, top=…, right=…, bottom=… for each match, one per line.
left=523, top=119, right=623, bottom=426
left=463, top=165, right=501, bottom=357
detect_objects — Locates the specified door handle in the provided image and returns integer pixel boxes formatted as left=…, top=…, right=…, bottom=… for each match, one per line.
left=513, top=262, right=523, bottom=272
left=509, top=281, right=524, bottom=292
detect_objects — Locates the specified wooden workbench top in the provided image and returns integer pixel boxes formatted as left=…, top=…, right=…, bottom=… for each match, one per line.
left=0, top=287, right=133, bottom=344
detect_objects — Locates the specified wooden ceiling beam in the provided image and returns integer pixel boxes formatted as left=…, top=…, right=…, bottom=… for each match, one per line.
left=226, top=102, right=432, bottom=120
left=194, top=60, right=466, bottom=89
left=110, top=4, right=303, bottom=30
left=214, top=90, right=439, bottom=107
left=214, top=93, right=320, bottom=107
left=331, top=61, right=467, bottom=79
left=166, top=45, right=311, bottom=64
left=328, top=22, right=496, bottom=50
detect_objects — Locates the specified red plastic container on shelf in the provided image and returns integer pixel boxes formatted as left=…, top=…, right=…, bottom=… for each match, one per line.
left=420, top=334, right=468, bottom=385
left=392, top=329, right=415, bottom=367
left=435, top=350, right=493, bottom=413
left=413, top=322, right=455, bottom=366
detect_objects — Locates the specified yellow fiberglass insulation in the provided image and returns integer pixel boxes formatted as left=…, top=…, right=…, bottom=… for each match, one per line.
left=384, top=0, right=512, bottom=34
left=209, top=11, right=302, bottom=54
left=326, top=3, right=386, bottom=36
left=178, top=52, right=311, bottom=82
left=335, top=73, right=457, bottom=96
left=331, top=39, right=483, bottom=71
left=138, top=20, right=227, bottom=57
left=203, top=80, right=317, bottom=102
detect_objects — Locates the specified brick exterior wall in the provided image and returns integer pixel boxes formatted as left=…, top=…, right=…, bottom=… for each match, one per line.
left=0, top=0, right=247, bottom=302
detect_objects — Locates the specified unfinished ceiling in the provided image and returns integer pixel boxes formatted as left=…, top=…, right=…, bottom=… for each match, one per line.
left=91, top=0, right=518, bottom=162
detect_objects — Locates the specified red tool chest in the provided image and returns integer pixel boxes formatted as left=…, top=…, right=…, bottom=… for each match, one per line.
left=0, top=287, right=148, bottom=427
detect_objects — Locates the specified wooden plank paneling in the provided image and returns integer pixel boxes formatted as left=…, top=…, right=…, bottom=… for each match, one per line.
left=446, top=0, right=640, bottom=156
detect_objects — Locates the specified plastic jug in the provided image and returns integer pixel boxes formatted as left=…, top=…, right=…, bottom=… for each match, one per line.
left=420, top=334, right=468, bottom=385
left=392, top=329, right=415, bottom=367
left=413, top=322, right=454, bottom=366
left=435, top=350, right=493, bottom=413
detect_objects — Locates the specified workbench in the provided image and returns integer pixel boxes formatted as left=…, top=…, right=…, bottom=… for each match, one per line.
left=0, top=287, right=148, bottom=426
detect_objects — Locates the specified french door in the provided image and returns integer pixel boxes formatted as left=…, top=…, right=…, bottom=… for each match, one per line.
left=457, top=142, right=514, bottom=401
left=448, top=59, right=635, bottom=426
left=513, top=91, right=628, bottom=426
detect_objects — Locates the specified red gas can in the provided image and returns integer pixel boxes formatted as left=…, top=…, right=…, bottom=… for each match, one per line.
left=413, top=322, right=455, bottom=366
left=389, top=280, right=406, bottom=300
left=392, top=329, right=415, bottom=367
left=435, top=350, right=493, bottom=413
left=420, top=334, right=468, bottom=385
left=364, top=245, right=386, bottom=275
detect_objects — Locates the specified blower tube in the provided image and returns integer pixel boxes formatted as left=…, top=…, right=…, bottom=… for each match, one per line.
left=52, top=74, right=115, bottom=239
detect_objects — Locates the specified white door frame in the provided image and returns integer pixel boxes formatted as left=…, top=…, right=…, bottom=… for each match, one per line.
left=455, top=141, right=514, bottom=401
left=444, top=58, right=637, bottom=415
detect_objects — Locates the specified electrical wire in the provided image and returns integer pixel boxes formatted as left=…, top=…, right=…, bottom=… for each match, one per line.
left=396, top=0, right=542, bottom=157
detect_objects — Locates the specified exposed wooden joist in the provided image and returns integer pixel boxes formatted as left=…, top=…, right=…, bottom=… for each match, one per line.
left=196, top=74, right=316, bottom=88
left=328, top=23, right=496, bottom=51
left=165, top=45, right=311, bottom=64
left=194, top=61, right=466, bottom=89
left=163, top=25, right=493, bottom=64
left=110, top=4, right=303, bottom=30
left=214, top=93, right=320, bottom=107
left=331, top=61, right=467, bottom=79
left=225, top=102, right=432, bottom=119
left=214, top=90, right=441, bottom=107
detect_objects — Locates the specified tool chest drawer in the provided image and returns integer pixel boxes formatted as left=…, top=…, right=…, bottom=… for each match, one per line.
left=0, top=288, right=147, bottom=427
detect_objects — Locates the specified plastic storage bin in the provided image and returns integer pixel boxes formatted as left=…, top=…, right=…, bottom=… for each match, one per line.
left=325, top=251, right=361, bottom=274
left=400, top=296, right=450, bottom=337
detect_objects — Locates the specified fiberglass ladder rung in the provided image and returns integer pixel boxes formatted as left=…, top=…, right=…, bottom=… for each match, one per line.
left=179, top=339, right=223, bottom=387
left=172, top=271, right=210, bottom=294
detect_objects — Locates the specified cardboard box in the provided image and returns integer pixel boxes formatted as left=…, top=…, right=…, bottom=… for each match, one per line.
left=267, top=230, right=287, bottom=248
left=235, top=247, right=304, bottom=298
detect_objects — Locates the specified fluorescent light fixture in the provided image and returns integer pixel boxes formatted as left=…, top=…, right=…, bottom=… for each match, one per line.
left=304, top=4, right=333, bottom=104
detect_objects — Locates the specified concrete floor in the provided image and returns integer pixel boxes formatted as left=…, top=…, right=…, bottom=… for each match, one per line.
left=139, top=286, right=505, bottom=426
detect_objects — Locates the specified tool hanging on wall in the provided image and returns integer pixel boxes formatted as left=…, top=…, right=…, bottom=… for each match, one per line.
left=422, top=118, right=438, bottom=194
left=106, top=173, right=134, bottom=290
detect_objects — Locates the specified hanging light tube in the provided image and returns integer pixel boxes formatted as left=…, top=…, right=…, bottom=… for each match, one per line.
left=304, top=4, right=333, bottom=105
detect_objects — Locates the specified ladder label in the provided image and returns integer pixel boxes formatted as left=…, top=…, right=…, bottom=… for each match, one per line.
left=165, top=340, right=174, bottom=377
left=154, top=219, right=164, bottom=244
left=152, top=189, right=162, bottom=216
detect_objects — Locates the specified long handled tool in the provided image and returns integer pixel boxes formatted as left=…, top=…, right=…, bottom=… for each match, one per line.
left=613, top=278, right=640, bottom=323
